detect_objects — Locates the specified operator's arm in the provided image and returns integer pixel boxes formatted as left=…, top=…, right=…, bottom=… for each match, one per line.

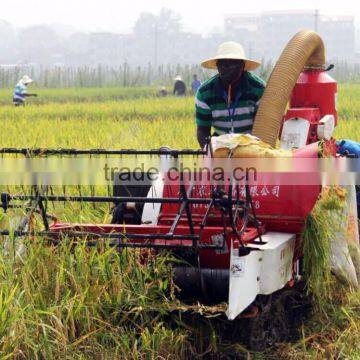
left=197, top=125, right=211, bottom=149
left=195, top=88, right=212, bottom=149
left=15, top=84, right=37, bottom=98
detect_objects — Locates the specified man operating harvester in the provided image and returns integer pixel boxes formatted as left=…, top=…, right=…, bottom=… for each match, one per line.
left=195, top=41, right=265, bottom=148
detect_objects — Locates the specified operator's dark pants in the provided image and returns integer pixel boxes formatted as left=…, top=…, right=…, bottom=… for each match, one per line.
left=13, top=98, right=25, bottom=106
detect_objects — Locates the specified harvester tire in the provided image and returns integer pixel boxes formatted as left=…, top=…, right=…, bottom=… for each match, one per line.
left=245, top=285, right=312, bottom=351
left=246, top=293, right=289, bottom=351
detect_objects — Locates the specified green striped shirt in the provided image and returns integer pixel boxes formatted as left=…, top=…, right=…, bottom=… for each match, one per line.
left=195, top=72, right=265, bottom=134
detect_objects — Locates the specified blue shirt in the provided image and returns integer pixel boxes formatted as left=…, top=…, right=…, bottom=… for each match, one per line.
left=13, top=82, right=27, bottom=101
left=191, top=79, right=202, bottom=93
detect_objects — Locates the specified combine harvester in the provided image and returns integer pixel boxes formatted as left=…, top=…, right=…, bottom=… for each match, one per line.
left=1, top=31, right=358, bottom=350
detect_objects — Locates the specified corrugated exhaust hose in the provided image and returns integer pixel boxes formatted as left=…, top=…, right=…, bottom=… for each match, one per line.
left=252, top=30, right=326, bottom=147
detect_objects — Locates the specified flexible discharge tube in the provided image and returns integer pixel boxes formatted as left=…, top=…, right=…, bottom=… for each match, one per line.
left=252, top=30, right=326, bottom=147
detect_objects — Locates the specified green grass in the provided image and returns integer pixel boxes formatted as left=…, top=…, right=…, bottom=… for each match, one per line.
left=0, top=100, right=197, bottom=151
left=0, top=84, right=359, bottom=359
left=334, top=83, right=360, bottom=141
left=0, top=84, right=358, bottom=146
left=0, top=87, right=161, bottom=105
left=0, top=236, right=189, bottom=359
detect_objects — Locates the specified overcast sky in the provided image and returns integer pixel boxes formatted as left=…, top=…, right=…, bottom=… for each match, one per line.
left=1, top=0, right=359, bottom=34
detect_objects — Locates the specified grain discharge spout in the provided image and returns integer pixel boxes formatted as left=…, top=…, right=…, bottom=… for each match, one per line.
left=252, top=30, right=326, bottom=147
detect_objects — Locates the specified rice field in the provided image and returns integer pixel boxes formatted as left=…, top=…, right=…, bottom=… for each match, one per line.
left=0, top=84, right=359, bottom=359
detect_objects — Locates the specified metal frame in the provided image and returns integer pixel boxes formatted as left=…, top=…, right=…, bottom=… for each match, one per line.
left=0, top=141, right=263, bottom=251
left=0, top=189, right=252, bottom=249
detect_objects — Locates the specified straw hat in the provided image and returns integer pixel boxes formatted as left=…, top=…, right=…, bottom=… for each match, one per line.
left=201, top=41, right=261, bottom=71
left=19, top=75, right=33, bottom=84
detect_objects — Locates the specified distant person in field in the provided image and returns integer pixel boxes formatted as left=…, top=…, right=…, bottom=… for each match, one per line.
left=157, top=86, right=168, bottom=97
left=173, top=75, right=186, bottom=96
left=13, top=75, right=38, bottom=106
left=195, top=41, right=265, bottom=148
left=191, top=74, right=202, bottom=95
